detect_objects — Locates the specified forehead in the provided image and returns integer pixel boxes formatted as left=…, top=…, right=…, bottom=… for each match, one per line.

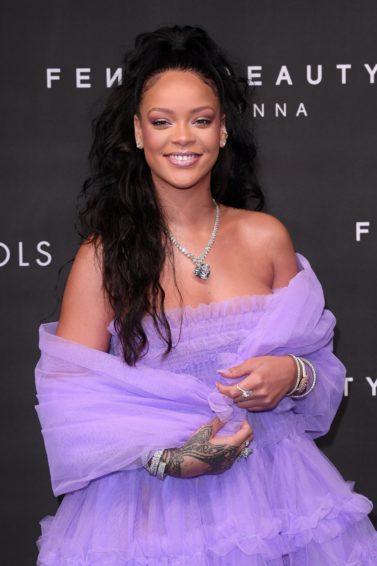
left=140, top=69, right=219, bottom=110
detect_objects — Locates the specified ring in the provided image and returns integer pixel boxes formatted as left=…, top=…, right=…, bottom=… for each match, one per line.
left=237, top=446, right=253, bottom=460
left=236, top=384, right=253, bottom=398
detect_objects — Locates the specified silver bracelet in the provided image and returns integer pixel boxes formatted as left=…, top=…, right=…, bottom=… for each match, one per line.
left=144, top=449, right=168, bottom=480
left=145, top=449, right=164, bottom=476
left=156, top=457, right=167, bottom=479
left=290, top=357, right=317, bottom=398
left=285, top=354, right=302, bottom=396
left=286, top=354, right=316, bottom=398
left=296, top=357, right=309, bottom=394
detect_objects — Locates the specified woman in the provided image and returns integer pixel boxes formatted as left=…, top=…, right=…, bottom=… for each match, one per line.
left=35, top=25, right=377, bottom=564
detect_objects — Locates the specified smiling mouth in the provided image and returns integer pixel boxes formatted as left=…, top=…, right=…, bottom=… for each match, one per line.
left=164, top=153, right=202, bottom=167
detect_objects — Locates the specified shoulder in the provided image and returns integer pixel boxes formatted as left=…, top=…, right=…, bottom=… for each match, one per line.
left=222, top=207, right=299, bottom=288
left=55, top=235, right=114, bottom=351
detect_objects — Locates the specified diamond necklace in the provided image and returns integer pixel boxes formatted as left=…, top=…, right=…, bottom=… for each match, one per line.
left=167, top=197, right=220, bottom=280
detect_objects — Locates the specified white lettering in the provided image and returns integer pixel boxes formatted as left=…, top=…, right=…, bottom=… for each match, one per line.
left=307, top=65, right=323, bottom=85
left=253, top=103, right=264, bottom=117
left=276, top=65, right=293, bottom=85
left=296, top=102, right=308, bottom=116
left=0, top=243, right=11, bottom=267
left=356, top=221, right=370, bottom=241
left=366, top=377, right=377, bottom=396
left=344, top=377, right=354, bottom=397
left=247, top=66, right=262, bottom=86
left=275, top=103, right=287, bottom=117
left=336, top=64, right=352, bottom=84
left=364, top=63, right=377, bottom=84
left=19, top=241, right=30, bottom=266
left=106, top=67, right=122, bottom=87
left=46, top=68, right=61, bottom=89
left=36, top=241, right=52, bottom=266
left=76, top=68, right=91, bottom=88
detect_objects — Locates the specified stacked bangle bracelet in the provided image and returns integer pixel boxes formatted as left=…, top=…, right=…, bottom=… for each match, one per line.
left=285, top=354, right=317, bottom=398
left=144, top=449, right=168, bottom=480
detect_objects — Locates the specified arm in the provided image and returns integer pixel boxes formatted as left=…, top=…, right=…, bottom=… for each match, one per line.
left=56, top=235, right=114, bottom=351
left=267, top=215, right=345, bottom=439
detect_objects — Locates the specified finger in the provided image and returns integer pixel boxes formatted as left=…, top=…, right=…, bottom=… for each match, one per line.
left=210, top=417, right=253, bottom=443
left=216, top=381, right=249, bottom=400
left=217, top=374, right=258, bottom=399
left=227, top=420, right=253, bottom=446
left=205, top=415, right=226, bottom=435
left=217, top=361, right=253, bottom=378
left=235, top=393, right=269, bottom=410
left=234, top=389, right=264, bottom=405
left=244, top=404, right=270, bottom=412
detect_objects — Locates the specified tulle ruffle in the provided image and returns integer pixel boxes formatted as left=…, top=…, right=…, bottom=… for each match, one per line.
left=108, top=282, right=285, bottom=336
left=36, top=431, right=377, bottom=565
left=108, top=288, right=276, bottom=369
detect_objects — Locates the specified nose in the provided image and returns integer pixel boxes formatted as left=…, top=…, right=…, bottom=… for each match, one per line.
left=171, top=121, right=196, bottom=146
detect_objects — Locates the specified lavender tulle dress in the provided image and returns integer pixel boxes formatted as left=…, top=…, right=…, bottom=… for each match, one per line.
left=35, top=252, right=377, bottom=565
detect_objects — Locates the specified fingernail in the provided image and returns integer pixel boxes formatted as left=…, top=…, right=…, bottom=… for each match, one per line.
left=217, top=368, right=230, bottom=373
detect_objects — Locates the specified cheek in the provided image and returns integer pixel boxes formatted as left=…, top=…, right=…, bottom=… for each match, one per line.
left=143, top=128, right=165, bottom=150
left=198, top=127, right=221, bottom=151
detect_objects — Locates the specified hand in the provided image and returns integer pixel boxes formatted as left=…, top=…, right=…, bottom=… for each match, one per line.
left=216, top=355, right=297, bottom=412
left=161, top=416, right=253, bottom=478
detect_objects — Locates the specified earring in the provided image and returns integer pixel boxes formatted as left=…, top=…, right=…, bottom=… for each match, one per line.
left=136, top=139, right=143, bottom=149
left=220, top=130, right=228, bottom=148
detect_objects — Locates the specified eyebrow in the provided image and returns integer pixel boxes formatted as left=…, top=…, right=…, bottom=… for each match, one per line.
left=147, top=106, right=215, bottom=115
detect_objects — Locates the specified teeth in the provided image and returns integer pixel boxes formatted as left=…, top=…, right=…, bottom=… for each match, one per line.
left=169, top=154, right=197, bottom=160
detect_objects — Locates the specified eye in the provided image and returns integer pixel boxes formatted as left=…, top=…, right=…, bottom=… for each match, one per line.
left=151, top=119, right=169, bottom=127
left=195, top=118, right=212, bottom=126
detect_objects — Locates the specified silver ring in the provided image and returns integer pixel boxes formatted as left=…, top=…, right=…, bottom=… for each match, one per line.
left=237, top=446, right=253, bottom=460
left=236, top=384, right=253, bottom=398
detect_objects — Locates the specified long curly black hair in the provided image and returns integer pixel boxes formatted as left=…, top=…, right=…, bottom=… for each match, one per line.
left=74, top=24, right=265, bottom=366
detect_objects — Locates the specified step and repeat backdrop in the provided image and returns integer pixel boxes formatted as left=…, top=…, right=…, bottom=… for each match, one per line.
left=1, top=1, right=376, bottom=563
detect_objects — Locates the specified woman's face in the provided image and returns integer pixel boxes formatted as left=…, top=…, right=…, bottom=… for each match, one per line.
left=133, top=69, right=226, bottom=192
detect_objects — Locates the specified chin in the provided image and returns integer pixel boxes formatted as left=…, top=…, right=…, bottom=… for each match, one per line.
left=166, top=177, right=203, bottom=189
left=153, top=168, right=210, bottom=189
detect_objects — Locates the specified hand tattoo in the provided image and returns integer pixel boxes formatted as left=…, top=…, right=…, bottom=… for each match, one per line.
left=163, top=423, right=239, bottom=478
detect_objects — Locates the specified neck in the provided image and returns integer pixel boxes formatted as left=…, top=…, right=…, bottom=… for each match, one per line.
left=159, top=197, right=217, bottom=232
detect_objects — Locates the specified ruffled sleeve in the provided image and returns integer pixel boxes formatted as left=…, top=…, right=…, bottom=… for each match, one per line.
left=34, top=323, right=246, bottom=496
left=237, top=252, right=347, bottom=440
left=289, top=323, right=346, bottom=439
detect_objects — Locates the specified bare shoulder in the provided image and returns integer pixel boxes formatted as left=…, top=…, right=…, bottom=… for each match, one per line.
left=56, top=235, right=114, bottom=351
left=223, top=207, right=299, bottom=288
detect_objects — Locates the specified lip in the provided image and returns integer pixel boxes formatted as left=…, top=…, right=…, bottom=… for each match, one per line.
left=164, top=153, right=202, bottom=168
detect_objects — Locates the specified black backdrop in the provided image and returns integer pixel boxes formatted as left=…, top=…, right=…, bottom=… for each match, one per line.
left=1, top=1, right=376, bottom=564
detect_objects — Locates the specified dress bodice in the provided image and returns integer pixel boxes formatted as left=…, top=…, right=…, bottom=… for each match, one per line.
left=107, top=291, right=282, bottom=388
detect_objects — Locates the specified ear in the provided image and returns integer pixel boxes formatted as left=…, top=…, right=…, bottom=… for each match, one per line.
left=220, top=113, right=226, bottom=130
left=133, top=113, right=143, bottom=145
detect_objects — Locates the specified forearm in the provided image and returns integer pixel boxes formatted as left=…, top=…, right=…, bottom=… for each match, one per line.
left=288, top=345, right=346, bottom=439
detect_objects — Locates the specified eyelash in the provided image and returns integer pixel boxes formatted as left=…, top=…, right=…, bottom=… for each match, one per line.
left=151, top=118, right=212, bottom=128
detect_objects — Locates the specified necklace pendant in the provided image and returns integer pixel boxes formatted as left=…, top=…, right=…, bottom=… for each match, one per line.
left=194, top=262, right=211, bottom=280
